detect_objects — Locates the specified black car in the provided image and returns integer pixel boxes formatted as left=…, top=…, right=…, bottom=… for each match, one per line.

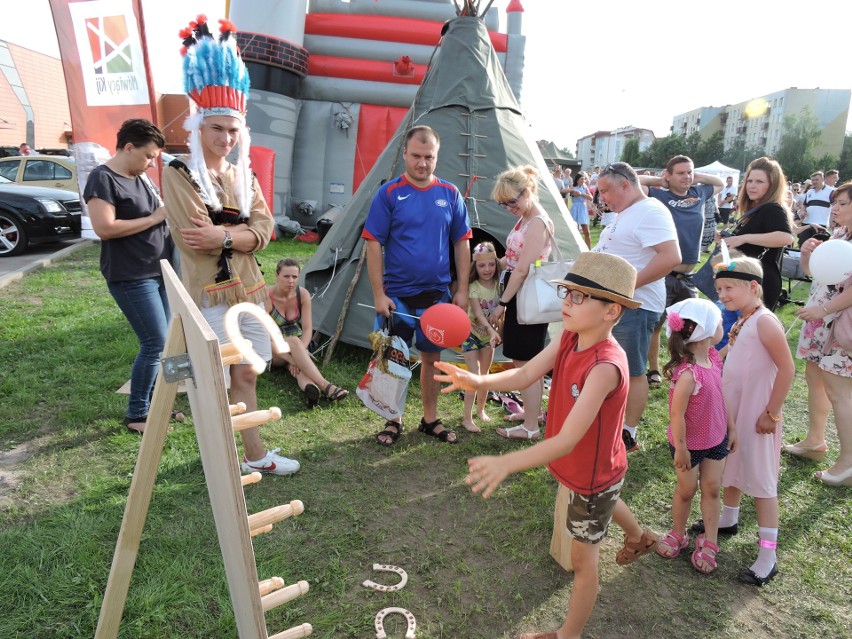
left=0, top=177, right=82, bottom=256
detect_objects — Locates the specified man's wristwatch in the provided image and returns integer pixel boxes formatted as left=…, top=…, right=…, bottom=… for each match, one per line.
left=222, top=230, right=233, bottom=250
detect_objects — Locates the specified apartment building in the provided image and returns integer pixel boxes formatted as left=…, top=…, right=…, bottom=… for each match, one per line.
left=575, top=126, right=656, bottom=168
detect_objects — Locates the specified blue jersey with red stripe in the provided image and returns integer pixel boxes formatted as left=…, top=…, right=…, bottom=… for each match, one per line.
left=363, top=174, right=472, bottom=297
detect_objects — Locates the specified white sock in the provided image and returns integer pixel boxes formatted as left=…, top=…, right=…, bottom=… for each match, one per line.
left=719, top=505, right=740, bottom=528
left=750, top=527, right=778, bottom=578
left=623, top=425, right=637, bottom=437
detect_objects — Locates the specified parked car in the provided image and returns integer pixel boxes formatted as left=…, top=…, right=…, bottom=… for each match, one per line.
left=0, top=177, right=82, bottom=256
left=0, top=155, right=78, bottom=192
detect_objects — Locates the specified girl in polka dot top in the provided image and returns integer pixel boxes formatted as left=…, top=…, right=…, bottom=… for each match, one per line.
left=656, top=298, right=735, bottom=575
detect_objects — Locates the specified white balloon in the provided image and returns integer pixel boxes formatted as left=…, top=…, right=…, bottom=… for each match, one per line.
left=809, top=239, right=852, bottom=285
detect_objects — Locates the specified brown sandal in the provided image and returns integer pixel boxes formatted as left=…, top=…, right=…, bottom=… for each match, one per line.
left=615, top=527, right=659, bottom=565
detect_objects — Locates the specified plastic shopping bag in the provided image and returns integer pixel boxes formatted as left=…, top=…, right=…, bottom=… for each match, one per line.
left=356, top=328, right=412, bottom=421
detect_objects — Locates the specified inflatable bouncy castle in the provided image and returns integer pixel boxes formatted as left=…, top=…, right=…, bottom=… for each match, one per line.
left=229, top=0, right=528, bottom=228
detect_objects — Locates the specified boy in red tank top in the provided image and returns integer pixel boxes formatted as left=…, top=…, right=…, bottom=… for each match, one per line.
left=435, top=252, right=659, bottom=639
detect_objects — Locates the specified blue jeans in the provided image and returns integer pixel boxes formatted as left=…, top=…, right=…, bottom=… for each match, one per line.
left=108, top=277, right=170, bottom=420
left=611, top=307, right=661, bottom=377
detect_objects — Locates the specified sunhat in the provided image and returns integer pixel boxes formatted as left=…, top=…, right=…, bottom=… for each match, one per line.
left=551, top=252, right=641, bottom=309
left=665, top=298, right=722, bottom=343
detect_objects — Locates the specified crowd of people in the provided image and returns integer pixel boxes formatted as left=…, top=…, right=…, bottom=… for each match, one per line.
left=82, top=15, right=851, bottom=639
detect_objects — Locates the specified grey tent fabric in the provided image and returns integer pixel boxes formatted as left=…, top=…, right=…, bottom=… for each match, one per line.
left=302, top=17, right=585, bottom=350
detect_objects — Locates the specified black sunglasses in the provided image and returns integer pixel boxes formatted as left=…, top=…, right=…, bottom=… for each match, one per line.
left=601, top=163, right=633, bottom=182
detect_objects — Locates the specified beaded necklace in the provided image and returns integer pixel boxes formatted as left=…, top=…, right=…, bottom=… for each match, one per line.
left=727, top=304, right=762, bottom=348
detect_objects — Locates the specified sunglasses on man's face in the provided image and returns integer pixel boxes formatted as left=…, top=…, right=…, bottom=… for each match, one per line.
left=601, top=163, right=632, bottom=182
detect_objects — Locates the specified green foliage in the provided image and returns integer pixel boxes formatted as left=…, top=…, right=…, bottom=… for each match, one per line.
left=721, top=138, right=765, bottom=172
left=776, top=107, right=823, bottom=181
left=837, top=135, right=852, bottom=183
left=620, top=137, right=641, bottom=166
left=693, top=130, right=725, bottom=167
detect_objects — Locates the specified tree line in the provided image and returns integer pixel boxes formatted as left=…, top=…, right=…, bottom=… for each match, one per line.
left=618, top=107, right=852, bottom=183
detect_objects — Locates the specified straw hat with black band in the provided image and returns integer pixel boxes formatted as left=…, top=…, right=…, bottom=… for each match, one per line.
left=551, top=252, right=642, bottom=310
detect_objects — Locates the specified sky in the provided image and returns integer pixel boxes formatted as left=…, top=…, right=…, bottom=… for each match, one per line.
left=2, top=0, right=852, bottom=152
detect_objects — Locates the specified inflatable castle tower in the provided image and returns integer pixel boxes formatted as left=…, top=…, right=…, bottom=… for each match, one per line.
left=229, top=0, right=526, bottom=228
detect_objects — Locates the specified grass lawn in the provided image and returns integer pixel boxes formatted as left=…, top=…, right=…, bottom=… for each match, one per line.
left=0, top=231, right=849, bottom=639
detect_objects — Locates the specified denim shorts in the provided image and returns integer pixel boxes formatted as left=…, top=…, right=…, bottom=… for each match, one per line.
left=611, top=307, right=661, bottom=377
left=375, top=289, right=452, bottom=354
left=565, top=478, right=624, bottom=544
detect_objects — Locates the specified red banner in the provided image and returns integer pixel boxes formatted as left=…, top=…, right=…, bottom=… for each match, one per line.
left=48, top=0, right=158, bottom=177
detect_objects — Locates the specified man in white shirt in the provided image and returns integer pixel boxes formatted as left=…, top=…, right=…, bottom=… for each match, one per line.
left=717, top=175, right=738, bottom=224
left=799, top=171, right=834, bottom=244
left=593, top=162, right=681, bottom=452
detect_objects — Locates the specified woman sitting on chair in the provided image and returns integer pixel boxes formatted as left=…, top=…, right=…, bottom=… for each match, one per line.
left=266, top=258, right=348, bottom=407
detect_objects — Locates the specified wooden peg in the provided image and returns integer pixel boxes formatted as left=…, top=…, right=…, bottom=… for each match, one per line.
left=260, top=580, right=309, bottom=612
left=220, top=342, right=243, bottom=366
left=258, top=576, right=285, bottom=597
left=268, top=622, right=313, bottom=639
left=240, top=472, right=262, bottom=487
left=247, top=500, right=304, bottom=530
left=229, top=402, right=247, bottom=416
left=250, top=524, right=273, bottom=537
left=231, top=407, right=282, bottom=432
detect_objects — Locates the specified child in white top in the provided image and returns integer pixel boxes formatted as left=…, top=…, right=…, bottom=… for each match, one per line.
left=657, top=298, right=735, bottom=574
left=460, top=242, right=502, bottom=432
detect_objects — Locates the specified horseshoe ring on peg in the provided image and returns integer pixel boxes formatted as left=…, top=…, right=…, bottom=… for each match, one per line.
left=361, top=563, right=408, bottom=592
left=223, top=302, right=290, bottom=374
left=374, top=607, right=416, bottom=639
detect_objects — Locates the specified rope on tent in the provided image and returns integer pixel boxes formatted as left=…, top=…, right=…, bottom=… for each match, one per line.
left=313, top=246, right=341, bottom=299
left=321, top=30, right=447, bottom=365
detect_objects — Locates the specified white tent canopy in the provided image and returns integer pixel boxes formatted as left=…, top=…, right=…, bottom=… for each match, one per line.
left=695, top=160, right=739, bottom=184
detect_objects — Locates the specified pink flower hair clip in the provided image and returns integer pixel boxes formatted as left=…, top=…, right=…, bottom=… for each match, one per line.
left=667, top=312, right=685, bottom=332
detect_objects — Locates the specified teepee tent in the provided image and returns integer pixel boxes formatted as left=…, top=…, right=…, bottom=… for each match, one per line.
left=302, top=15, right=585, bottom=351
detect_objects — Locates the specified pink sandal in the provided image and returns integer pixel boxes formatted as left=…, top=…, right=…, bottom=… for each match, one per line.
left=690, top=533, right=719, bottom=574
left=656, top=530, right=689, bottom=559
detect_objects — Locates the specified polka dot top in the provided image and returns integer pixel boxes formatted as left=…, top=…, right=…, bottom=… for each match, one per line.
left=667, top=347, right=727, bottom=450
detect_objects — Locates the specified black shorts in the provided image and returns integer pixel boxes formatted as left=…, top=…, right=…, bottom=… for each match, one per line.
left=668, top=434, right=730, bottom=467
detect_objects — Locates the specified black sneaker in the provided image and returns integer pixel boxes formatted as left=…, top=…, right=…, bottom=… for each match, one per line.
left=689, top=518, right=739, bottom=536
left=622, top=428, right=639, bottom=453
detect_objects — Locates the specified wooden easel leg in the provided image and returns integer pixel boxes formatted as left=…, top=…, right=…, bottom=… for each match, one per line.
left=549, top=483, right=574, bottom=572
left=94, top=316, right=185, bottom=639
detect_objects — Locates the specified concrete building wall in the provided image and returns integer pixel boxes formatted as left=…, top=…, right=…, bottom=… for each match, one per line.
left=0, top=43, right=71, bottom=149
left=576, top=126, right=656, bottom=167
left=678, top=88, right=850, bottom=159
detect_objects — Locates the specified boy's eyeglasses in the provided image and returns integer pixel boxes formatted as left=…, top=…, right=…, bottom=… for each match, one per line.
left=556, top=285, right=610, bottom=305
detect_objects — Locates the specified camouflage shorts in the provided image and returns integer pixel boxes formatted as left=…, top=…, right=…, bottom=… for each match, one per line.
left=565, top=478, right=624, bottom=544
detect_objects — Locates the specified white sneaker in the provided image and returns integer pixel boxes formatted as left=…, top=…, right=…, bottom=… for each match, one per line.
left=241, top=448, right=300, bottom=476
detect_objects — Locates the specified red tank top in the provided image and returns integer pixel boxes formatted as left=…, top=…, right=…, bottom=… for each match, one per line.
left=546, top=332, right=629, bottom=494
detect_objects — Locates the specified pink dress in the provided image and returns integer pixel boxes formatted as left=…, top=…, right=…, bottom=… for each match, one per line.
left=667, top=348, right=727, bottom=450
left=722, top=307, right=783, bottom=498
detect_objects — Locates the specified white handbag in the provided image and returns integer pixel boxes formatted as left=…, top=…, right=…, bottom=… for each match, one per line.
left=516, top=223, right=574, bottom=325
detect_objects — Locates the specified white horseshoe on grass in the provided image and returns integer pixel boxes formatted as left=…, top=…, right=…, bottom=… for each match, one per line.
left=223, top=302, right=289, bottom=374
left=374, top=607, right=416, bottom=639
left=361, top=563, right=408, bottom=592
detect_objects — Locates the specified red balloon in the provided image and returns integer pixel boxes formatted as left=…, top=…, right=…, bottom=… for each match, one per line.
left=419, top=303, right=471, bottom=348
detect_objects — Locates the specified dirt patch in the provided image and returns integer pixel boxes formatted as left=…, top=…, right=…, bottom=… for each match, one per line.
left=0, top=438, right=40, bottom=509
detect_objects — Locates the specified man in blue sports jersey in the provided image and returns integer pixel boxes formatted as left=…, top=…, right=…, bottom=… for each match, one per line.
left=362, top=125, right=473, bottom=446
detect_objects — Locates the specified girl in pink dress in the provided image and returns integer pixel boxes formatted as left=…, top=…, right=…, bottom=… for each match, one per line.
left=713, top=255, right=795, bottom=586
left=657, top=298, right=734, bottom=574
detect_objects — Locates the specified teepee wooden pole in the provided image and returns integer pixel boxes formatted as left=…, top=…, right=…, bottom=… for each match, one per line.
left=323, top=240, right=367, bottom=366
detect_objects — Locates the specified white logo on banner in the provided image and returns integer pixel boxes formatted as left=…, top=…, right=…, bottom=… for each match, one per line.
left=69, top=0, right=150, bottom=106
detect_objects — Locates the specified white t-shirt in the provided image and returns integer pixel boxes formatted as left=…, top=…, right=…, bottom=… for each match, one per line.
left=718, top=185, right=737, bottom=209
left=804, top=186, right=835, bottom=226
left=592, top=197, right=677, bottom=313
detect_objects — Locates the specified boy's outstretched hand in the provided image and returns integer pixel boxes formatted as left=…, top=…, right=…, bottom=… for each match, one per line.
left=467, top=455, right=509, bottom=499
left=434, top=361, right=480, bottom=394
